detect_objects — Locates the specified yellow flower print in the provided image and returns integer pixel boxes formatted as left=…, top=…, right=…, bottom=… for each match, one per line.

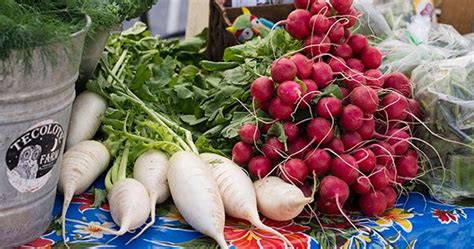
left=375, top=208, right=414, bottom=233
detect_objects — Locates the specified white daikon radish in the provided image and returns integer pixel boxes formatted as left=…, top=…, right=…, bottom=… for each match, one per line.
left=254, top=176, right=312, bottom=221
left=200, top=153, right=292, bottom=248
left=167, top=151, right=228, bottom=248
left=58, top=140, right=110, bottom=243
left=66, top=90, right=107, bottom=149
left=127, top=150, right=170, bottom=243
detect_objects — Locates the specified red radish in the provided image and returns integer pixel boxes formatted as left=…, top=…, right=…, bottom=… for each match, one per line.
left=382, top=186, right=397, bottom=209
left=346, top=58, right=365, bottom=72
left=271, top=58, right=297, bottom=83
left=371, top=142, right=395, bottom=167
left=299, top=181, right=313, bottom=197
left=407, top=99, right=422, bottom=120
left=282, top=159, right=309, bottom=185
left=386, top=129, right=410, bottom=155
left=340, top=87, right=350, bottom=105
left=232, top=142, right=253, bottom=164
left=347, top=34, right=368, bottom=54
left=396, top=155, right=418, bottom=180
left=342, top=8, right=359, bottom=28
left=304, top=35, right=331, bottom=57
left=406, top=149, right=418, bottom=159
left=341, top=131, right=362, bottom=151
left=294, top=0, right=313, bottom=9
left=330, top=154, right=359, bottom=184
left=283, top=122, right=300, bottom=142
left=248, top=156, right=272, bottom=179
left=384, top=72, right=412, bottom=97
left=309, top=14, right=330, bottom=34
left=311, top=62, right=333, bottom=88
left=359, top=191, right=387, bottom=216
left=361, top=47, right=382, bottom=69
left=262, top=137, right=284, bottom=161
left=352, top=176, right=371, bottom=194
left=269, top=97, right=295, bottom=120
left=353, top=148, right=376, bottom=174
left=332, top=43, right=353, bottom=60
left=344, top=28, right=352, bottom=40
left=239, top=123, right=260, bottom=144
left=288, top=137, right=311, bottom=158
left=357, top=118, right=375, bottom=140
left=286, top=9, right=312, bottom=39
left=304, top=149, right=332, bottom=176
left=301, top=79, right=318, bottom=105
left=329, top=138, right=345, bottom=154
left=328, top=22, right=345, bottom=43
left=350, top=86, right=379, bottom=114
left=343, top=71, right=366, bottom=90
left=330, top=0, right=353, bottom=13
left=307, top=118, right=334, bottom=145
left=340, top=104, right=364, bottom=131
left=250, top=77, right=274, bottom=102
left=261, top=123, right=272, bottom=134
left=256, top=100, right=271, bottom=112
left=310, top=0, right=330, bottom=16
left=369, top=165, right=389, bottom=190
left=328, top=57, right=347, bottom=73
left=317, top=197, right=340, bottom=214
left=291, top=53, right=313, bottom=79
left=277, top=81, right=303, bottom=104
left=364, top=69, right=384, bottom=89
left=319, top=175, right=350, bottom=204
left=316, top=96, right=343, bottom=119
left=381, top=93, right=408, bottom=120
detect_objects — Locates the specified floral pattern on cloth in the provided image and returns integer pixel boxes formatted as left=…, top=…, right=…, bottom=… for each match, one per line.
left=20, top=179, right=474, bottom=249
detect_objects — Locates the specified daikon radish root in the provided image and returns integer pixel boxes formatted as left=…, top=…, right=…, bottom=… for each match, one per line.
left=200, top=153, right=292, bottom=248
left=254, top=176, right=312, bottom=221
left=127, top=150, right=170, bottom=243
left=66, top=91, right=107, bottom=149
left=58, top=140, right=110, bottom=244
left=167, top=151, right=228, bottom=248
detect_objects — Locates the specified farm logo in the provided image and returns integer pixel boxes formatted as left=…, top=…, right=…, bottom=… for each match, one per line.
left=5, top=120, right=64, bottom=192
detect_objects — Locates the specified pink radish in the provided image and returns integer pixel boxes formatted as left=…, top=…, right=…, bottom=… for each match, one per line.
left=262, top=137, right=284, bottom=161
left=256, top=100, right=270, bottom=112
left=291, top=53, right=313, bottom=79
left=282, top=159, right=309, bottom=185
left=328, top=57, right=347, bottom=73
left=307, top=117, right=334, bottom=145
left=352, top=176, right=371, bottom=194
left=383, top=72, right=412, bottom=97
left=304, top=149, right=331, bottom=176
left=277, top=80, right=303, bottom=104
left=361, top=47, right=382, bottom=69
left=328, top=22, right=345, bottom=43
left=382, top=186, right=397, bottom=209
left=332, top=43, right=353, bottom=60
left=286, top=9, right=312, bottom=39
left=386, top=128, right=410, bottom=155
left=381, top=92, right=408, bottom=120
left=330, top=154, right=359, bottom=184
left=347, top=34, right=368, bottom=54
left=352, top=148, right=376, bottom=174
left=232, top=141, right=253, bottom=164
left=271, top=58, right=297, bottom=83
left=294, top=0, right=313, bottom=9
left=248, top=156, right=272, bottom=179
left=357, top=118, right=375, bottom=140
left=369, top=165, right=390, bottom=190
left=268, top=97, right=295, bottom=120
left=359, top=191, right=387, bottom=216
left=371, top=142, right=395, bottom=167
left=343, top=71, right=366, bottom=90
left=340, top=104, right=364, bottom=131
left=350, top=85, right=379, bottom=114
left=346, top=58, right=365, bottom=72
left=316, top=96, right=343, bottom=119
left=317, top=197, right=340, bottom=214
left=288, top=137, right=311, bottom=158
left=250, top=77, right=274, bottom=102
left=407, top=98, right=422, bottom=120
left=309, top=14, right=330, bottom=34
left=329, top=137, right=345, bottom=154
left=301, top=79, right=318, bottom=105
left=340, top=87, right=350, bottom=105
left=396, top=155, right=419, bottom=180
left=341, top=131, right=362, bottom=151
left=239, top=123, right=260, bottom=144
left=342, top=8, right=359, bottom=28
left=283, top=122, right=300, bottom=142
left=319, top=175, right=350, bottom=204
left=310, top=0, right=329, bottom=16
left=304, top=35, right=331, bottom=57
left=299, top=181, right=313, bottom=197
left=330, top=0, right=353, bottom=13
left=364, top=69, right=384, bottom=89
left=311, top=62, right=333, bottom=88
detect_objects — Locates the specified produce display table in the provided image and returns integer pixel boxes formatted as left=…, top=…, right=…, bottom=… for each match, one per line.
left=21, top=178, right=473, bottom=248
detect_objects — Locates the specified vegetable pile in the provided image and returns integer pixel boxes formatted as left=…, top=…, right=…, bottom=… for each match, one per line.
left=232, top=0, right=424, bottom=217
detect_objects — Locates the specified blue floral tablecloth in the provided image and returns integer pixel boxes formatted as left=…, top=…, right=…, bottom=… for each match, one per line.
left=19, top=179, right=474, bottom=249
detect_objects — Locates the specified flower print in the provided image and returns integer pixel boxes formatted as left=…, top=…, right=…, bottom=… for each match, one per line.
left=375, top=208, right=414, bottom=233
left=432, top=208, right=467, bottom=224
left=71, top=193, right=109, bottom=213
left=72, top=221, right=115, bottom=239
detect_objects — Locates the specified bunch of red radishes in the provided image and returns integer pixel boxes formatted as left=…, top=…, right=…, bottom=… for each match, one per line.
left=231, top=0, right=424, bottom=217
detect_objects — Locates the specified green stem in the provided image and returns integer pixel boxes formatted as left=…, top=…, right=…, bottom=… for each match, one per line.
left=104, top=166, right=113, bottom=192
left=110, top=153, right=122, bottom=186
left=118, top=142, right=130, bottom=181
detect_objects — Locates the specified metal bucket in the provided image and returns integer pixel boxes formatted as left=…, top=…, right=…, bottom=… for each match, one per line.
left=0, top=16, right=91, bottom=247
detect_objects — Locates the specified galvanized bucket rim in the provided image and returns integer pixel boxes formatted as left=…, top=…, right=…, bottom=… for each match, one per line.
left=65, top=14, right=92, bottom=42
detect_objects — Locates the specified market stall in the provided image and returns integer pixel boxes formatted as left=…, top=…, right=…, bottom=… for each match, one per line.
left=1, top=0, right=473, bottom=248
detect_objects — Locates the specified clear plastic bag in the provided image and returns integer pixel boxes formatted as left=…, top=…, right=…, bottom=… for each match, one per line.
left=412, top=54, right=474, bottom=203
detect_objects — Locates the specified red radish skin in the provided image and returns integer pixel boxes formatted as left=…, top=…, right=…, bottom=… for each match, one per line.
left=261, top=123, right=272, bottom=134
left=311, top=62, right=333, bottom=88
left=319, top=175, right=350, bottom=204
left=364, top=69, right=384, bottom=89
left=329, top=138, right=345, bottom=154
left=304, top=149, right=332, bottom=176
left=357, top=118, right=376, bottom=140
left=301, top=79, right=318, bottom=106
left=384, top=72, right=412, bottom=97
left=353, top=148, right=376, bottom=174
left=288, top=137, right=311, bottom=158
left=317, top=197, right=340, bottom=214
left=299, top=181, right=313, bottom=197
left=291, top=53, right=313, bottom=79
left=330, top=154, right=359, bottom=185
left=369, top=166, right=390, bottom=190
left=283, top=122, right=300, bottom=142
left=277, top=81, right=303, bottom=104
left=359, top=191, right=387, bottom=217
left=361, top=47, right=382, bottom=70
left=330, top=0, right=353, bottom=13
left=343, top=71, right=366, bottom=90
left=341, top=104, right=364, bottom=131
left=407, top=99, right=423, bottom=120
left=350, top=86, right=379, bottom=114
left=352, top=176, right=371, bottom=194
left=386, top=129, right=410, bottom=155
left=309, top=14, right=330, bottom=34
left=307, top=118, right=334, bottom=145
left=328, top=57, right=347, bottom=73
left=387, top=164, right=398, bottom=184
left=294, top=0, right=313, bottom=9
left=256, top=100, right=271, bottom=112
left=286, top=9, right=312, bottom=40
left=406, top=149, right=418, bottom=160
left=269, top=97, right=295, bottom=120
left=310, top=0, right=330, bottom=16
left=348, top=34, right=368, bottom=54
left=304, top=35, right=331, bottom=57
left=316, top=96, right=343, bottom=119
left=232, top=142, right=253, bottom=164
left=382, top=186, right=397, bottom=209
left=381, top=93, right=408, bottom=121
left=341, top=131, right=362, bottom=151
left=282, top=159, right=309, bottom=185
left=340, top=87, right=350, bottom=105
left=250, top=77, right=274, bottom=102
left=396, top=155, right=418, bottom=180
left=346, top=58, right=365, bottom=72
left=371, top=142, right=395, bottom=167
left=271, top=58, right=297, bottom=83
left=248, top=156, right=272, bottom=179
left=342, top=8, right=359, bottom=28
left=262, top=137, right=285, bottom=161
left=328, top=22, right=345, bottom=43
left=239, top=124, right=260, bottom=144
left=332, top=43, right=353, bottom=60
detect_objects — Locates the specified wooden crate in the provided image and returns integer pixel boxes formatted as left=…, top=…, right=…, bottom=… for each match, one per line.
left=207, top=0, right=294, bottom=61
